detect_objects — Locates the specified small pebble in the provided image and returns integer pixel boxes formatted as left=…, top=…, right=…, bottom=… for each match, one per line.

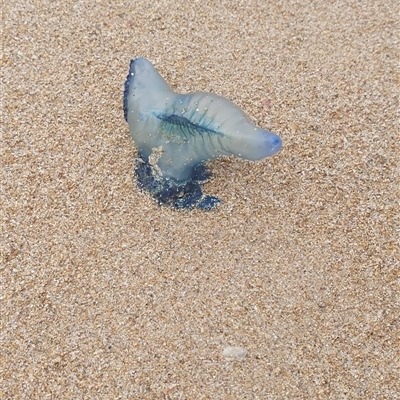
left=222, top=346, right=247, bottom=361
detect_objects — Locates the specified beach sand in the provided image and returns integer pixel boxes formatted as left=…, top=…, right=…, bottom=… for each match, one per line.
left=2, top=1, right=399, bottom=398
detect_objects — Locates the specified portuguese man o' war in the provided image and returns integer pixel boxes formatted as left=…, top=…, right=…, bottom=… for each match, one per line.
left=123, top=58, right=282, bottom=210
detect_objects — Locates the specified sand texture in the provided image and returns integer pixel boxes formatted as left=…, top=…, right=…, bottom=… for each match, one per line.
left=2, top=1, right=399, bottom=399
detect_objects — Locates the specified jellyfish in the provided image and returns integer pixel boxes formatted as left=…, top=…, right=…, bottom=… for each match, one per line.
left=124, top=58, right=282, bottom=209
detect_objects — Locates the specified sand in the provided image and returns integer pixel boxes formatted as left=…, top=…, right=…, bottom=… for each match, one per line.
left=2, top=1, right=399, bottom=399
